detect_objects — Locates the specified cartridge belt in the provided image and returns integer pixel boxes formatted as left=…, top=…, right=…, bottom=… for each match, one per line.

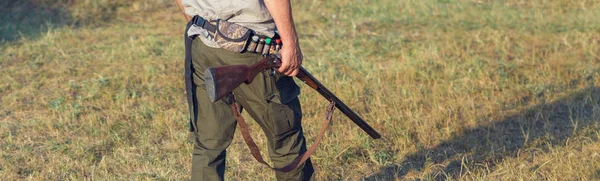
left=245, top=35, right=282, bottom=56
left=188, top=15, right=282, bottom=56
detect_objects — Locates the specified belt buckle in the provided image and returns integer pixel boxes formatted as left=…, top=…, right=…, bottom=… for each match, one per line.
left=192, top=16, right=206, bottom=28
left=192, top=16, right=211, bottom=38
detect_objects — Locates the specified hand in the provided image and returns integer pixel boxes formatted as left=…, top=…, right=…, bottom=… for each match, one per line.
left=278, top=42, right=303, bottom=76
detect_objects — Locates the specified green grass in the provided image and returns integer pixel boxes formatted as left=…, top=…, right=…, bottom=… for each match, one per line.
left=1, top=0, right=600, bottom=180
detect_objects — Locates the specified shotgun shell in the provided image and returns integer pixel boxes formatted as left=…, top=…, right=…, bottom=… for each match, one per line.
left=275, top=39, right=282, bottom=52
left=255, top=38, right=265, bottom=53
left=262, top=38, right=272, bottom=55
left=246, top=35, right=259, bottom=52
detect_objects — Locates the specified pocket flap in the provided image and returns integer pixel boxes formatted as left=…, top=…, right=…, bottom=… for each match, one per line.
left=216, top=20, right=252, bottom=42
left=275, top=76, right=301, bottom=104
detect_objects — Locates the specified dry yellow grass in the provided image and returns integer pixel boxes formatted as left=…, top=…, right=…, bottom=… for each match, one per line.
left=1, top=0, right=600, bottom=180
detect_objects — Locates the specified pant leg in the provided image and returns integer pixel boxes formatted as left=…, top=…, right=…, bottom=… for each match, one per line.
left=190, top=38, right=238, bottom=181
left=220, top=57, right=315, bottom=180
left=191, top=38, right=315, bottom=180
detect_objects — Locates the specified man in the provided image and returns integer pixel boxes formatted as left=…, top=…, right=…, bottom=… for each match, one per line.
left=175, top=0, right=314, bottom=180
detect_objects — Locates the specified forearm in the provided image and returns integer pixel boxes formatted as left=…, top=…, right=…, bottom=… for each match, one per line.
left=176, top=0, right=192, bottom=21
left=264, top=0, right=298, bottom=46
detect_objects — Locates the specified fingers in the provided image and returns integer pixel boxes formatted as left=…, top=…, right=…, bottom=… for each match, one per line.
left=284, top=65, right=298, bottom=76
left=278, top=64, right=296, bottom=76
left=277, top=61, right=291, bottom=74
left=277, top=63, right=299, bottom=76
left=277, top=45, right=303, bottom=76
left=279, top=59, right=301, bottom=76
left=285, top=53, right=302, bottom=76
left=288, top=69, right=299, bottom=77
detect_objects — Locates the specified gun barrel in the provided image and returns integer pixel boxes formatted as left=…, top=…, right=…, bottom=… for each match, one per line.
left=296, top=67, right=382, bottom=139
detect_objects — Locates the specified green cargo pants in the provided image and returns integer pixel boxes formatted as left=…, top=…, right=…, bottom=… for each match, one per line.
left=188, top=38, right=315, bottom=181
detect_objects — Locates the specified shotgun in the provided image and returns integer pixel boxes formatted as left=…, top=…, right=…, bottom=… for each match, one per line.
left=203, top=55, right=381, bottom=139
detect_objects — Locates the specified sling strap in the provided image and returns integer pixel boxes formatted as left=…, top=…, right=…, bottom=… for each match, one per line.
left=185, top=17, right=198, bottom=132
left=229, top=95, right=335, bottom=172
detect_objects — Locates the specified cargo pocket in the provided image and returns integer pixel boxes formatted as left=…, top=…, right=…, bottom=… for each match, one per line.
left=266, top=101, right=299, bottom=136
left=265, top=72, right=300, bottom=104
left=264, top=72, right=302, bottom=136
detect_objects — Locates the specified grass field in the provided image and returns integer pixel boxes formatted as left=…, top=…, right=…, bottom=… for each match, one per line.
left=2, top=0, right=600, bottom=180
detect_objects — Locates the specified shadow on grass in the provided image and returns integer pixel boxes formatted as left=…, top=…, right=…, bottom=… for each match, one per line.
left=0, top=1, right=74, bottom=42
left=366, top=84, right=600, bottom=180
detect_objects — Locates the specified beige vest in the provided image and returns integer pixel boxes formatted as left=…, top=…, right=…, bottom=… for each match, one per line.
left=182, top=0, right=276, bottom=48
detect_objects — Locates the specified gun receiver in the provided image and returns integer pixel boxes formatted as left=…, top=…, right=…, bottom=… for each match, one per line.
left=203, top=55, right=381, bottom=139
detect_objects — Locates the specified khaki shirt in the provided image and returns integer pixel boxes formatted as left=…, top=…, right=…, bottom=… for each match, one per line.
left=182, top=0, right=276, bottom=48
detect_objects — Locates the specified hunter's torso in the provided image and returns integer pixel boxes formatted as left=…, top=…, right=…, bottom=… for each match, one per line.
left=182, top=0, right=276, bottom=48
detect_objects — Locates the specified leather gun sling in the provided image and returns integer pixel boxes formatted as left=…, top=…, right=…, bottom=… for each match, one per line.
left=229, top=97, right=335, bottom=172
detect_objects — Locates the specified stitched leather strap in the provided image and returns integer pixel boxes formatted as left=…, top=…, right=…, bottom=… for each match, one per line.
left=229, top=96, right=335, bottom=172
